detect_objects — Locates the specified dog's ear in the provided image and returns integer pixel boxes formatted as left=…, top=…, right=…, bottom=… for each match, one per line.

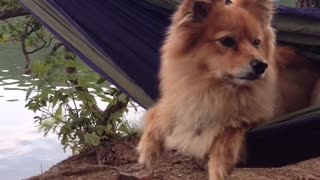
left=234, top=0, right=274, bottom=25
left=175, top=0, right=225, bottom=26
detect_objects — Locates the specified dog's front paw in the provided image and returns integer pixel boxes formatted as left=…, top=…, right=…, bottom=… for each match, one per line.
left=137, top=139, right=160, bottom=169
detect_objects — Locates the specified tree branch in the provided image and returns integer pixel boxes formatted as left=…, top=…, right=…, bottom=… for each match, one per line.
left=21, top=20, right=32, bottom=74
left=97, top=92, right=129, bottom=127
left=26, top=34, right=55, bottom=54
left=50, top=42, right=64, bottom=55
left=0, top=8, right=29, bottom=21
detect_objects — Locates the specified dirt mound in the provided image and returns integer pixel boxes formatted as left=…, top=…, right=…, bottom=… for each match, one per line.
left=27, top=139, right=320, bottom=180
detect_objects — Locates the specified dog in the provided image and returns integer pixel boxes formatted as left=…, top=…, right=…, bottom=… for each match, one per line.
left=137, top=0, right=319, bottom=179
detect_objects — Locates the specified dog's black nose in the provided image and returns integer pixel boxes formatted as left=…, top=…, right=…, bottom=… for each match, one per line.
left=250, top=59, right=268, bottom=75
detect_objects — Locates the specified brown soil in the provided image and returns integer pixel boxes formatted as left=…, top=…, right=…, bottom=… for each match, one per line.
left=27, top=138, right=320, bottom=180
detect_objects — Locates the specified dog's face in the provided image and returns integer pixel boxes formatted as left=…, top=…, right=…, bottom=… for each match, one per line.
left=163, top=0, right=275, bottom=85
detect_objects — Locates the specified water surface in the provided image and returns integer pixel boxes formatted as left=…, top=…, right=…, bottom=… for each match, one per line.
left=0, top=45, right=71, bottom=180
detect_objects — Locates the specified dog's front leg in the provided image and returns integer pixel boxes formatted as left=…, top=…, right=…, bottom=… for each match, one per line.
left=208, top=128, right=245, bottom=180
left=137, top=107, right=163, bottom=169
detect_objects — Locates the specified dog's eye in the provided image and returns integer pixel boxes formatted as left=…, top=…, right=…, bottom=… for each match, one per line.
left=253, top=39, right=261, bottom=48
left=218, top=37, right=236, bottom=48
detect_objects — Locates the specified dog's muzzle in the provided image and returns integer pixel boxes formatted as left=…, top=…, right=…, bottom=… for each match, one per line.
left=239, top=59, right=268, bottom=81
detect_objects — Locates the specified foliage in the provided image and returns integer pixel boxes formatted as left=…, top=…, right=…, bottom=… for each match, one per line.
left=1, top=0, right=136, bottom=154
left=25, top=50, right=134, bottom=153
left=0, top=0, right=22, bottom=16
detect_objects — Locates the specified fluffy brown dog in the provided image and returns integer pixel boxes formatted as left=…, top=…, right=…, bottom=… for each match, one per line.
left=137, top=0, right=318, bottom=179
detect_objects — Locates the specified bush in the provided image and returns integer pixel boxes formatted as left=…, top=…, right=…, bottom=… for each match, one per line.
left=25, top=50, right=135, bottom=153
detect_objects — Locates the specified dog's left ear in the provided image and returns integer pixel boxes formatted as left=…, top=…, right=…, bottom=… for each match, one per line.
left=234, top=0, right=274, bottom=25
left=175, top=0, right=225, bottom=26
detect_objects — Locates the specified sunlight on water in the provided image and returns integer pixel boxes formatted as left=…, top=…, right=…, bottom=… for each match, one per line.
left=24, top=82, right=32, bottom=86
left=2, top=79, right=21, bottom=84
left=22, top=74, right=31, bottom=78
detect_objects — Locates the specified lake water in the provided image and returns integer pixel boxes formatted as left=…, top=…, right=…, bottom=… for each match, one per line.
left=0, top=45, right=145, bottom=180
left=0, top=45, right=72, bottom=180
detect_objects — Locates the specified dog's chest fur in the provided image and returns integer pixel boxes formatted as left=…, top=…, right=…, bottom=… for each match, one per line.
left=163, top=84, right=275, bottom=158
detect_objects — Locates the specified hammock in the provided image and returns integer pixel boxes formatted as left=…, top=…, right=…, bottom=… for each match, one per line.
left=19, top=0, right=320, bottom=167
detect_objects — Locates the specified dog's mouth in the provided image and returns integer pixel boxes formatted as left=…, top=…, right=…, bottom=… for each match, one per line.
left=223, top=72, right=266, bottom=83
left=238, top=73, right=261, bottom=81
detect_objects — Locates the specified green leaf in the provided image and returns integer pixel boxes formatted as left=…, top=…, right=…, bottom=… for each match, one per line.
left=97, top=94, right=112, bottom=103
left=110, top=110, right=125, bottom=122
left=55, top=104, right=63, bottom=121
left=84, top=132, right=100, bottom=147
left=1, top=25, right=7, bottom=32
left=0, top=33, right=11, bottom=42
left=31, top=60, right=48, bottom=76
left=95, top=125, right=107, bottom=136
left=96, top=77, right=106, bottom=85
left=118, top=123, right=129, bottom=133
left=118, top=93, right=128, bottom=104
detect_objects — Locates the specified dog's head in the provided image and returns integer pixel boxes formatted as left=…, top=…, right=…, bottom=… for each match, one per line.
left=162, top=0, right=275, bottom=85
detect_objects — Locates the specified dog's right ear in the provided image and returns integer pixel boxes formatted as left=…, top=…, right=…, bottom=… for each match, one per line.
left=234, top=0, right=274, bottom=26
left=175, top=0, right=224, bottom=26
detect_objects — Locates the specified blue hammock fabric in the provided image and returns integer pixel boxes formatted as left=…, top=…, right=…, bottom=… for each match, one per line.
left=277, top=6, right=320, bottom=19
left=47, top=0, right=171, bottom=101
left=19, top=0, right=320, bottom=167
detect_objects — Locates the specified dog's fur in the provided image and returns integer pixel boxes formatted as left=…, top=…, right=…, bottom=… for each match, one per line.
left=137, top=0, right=319, bottom=179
